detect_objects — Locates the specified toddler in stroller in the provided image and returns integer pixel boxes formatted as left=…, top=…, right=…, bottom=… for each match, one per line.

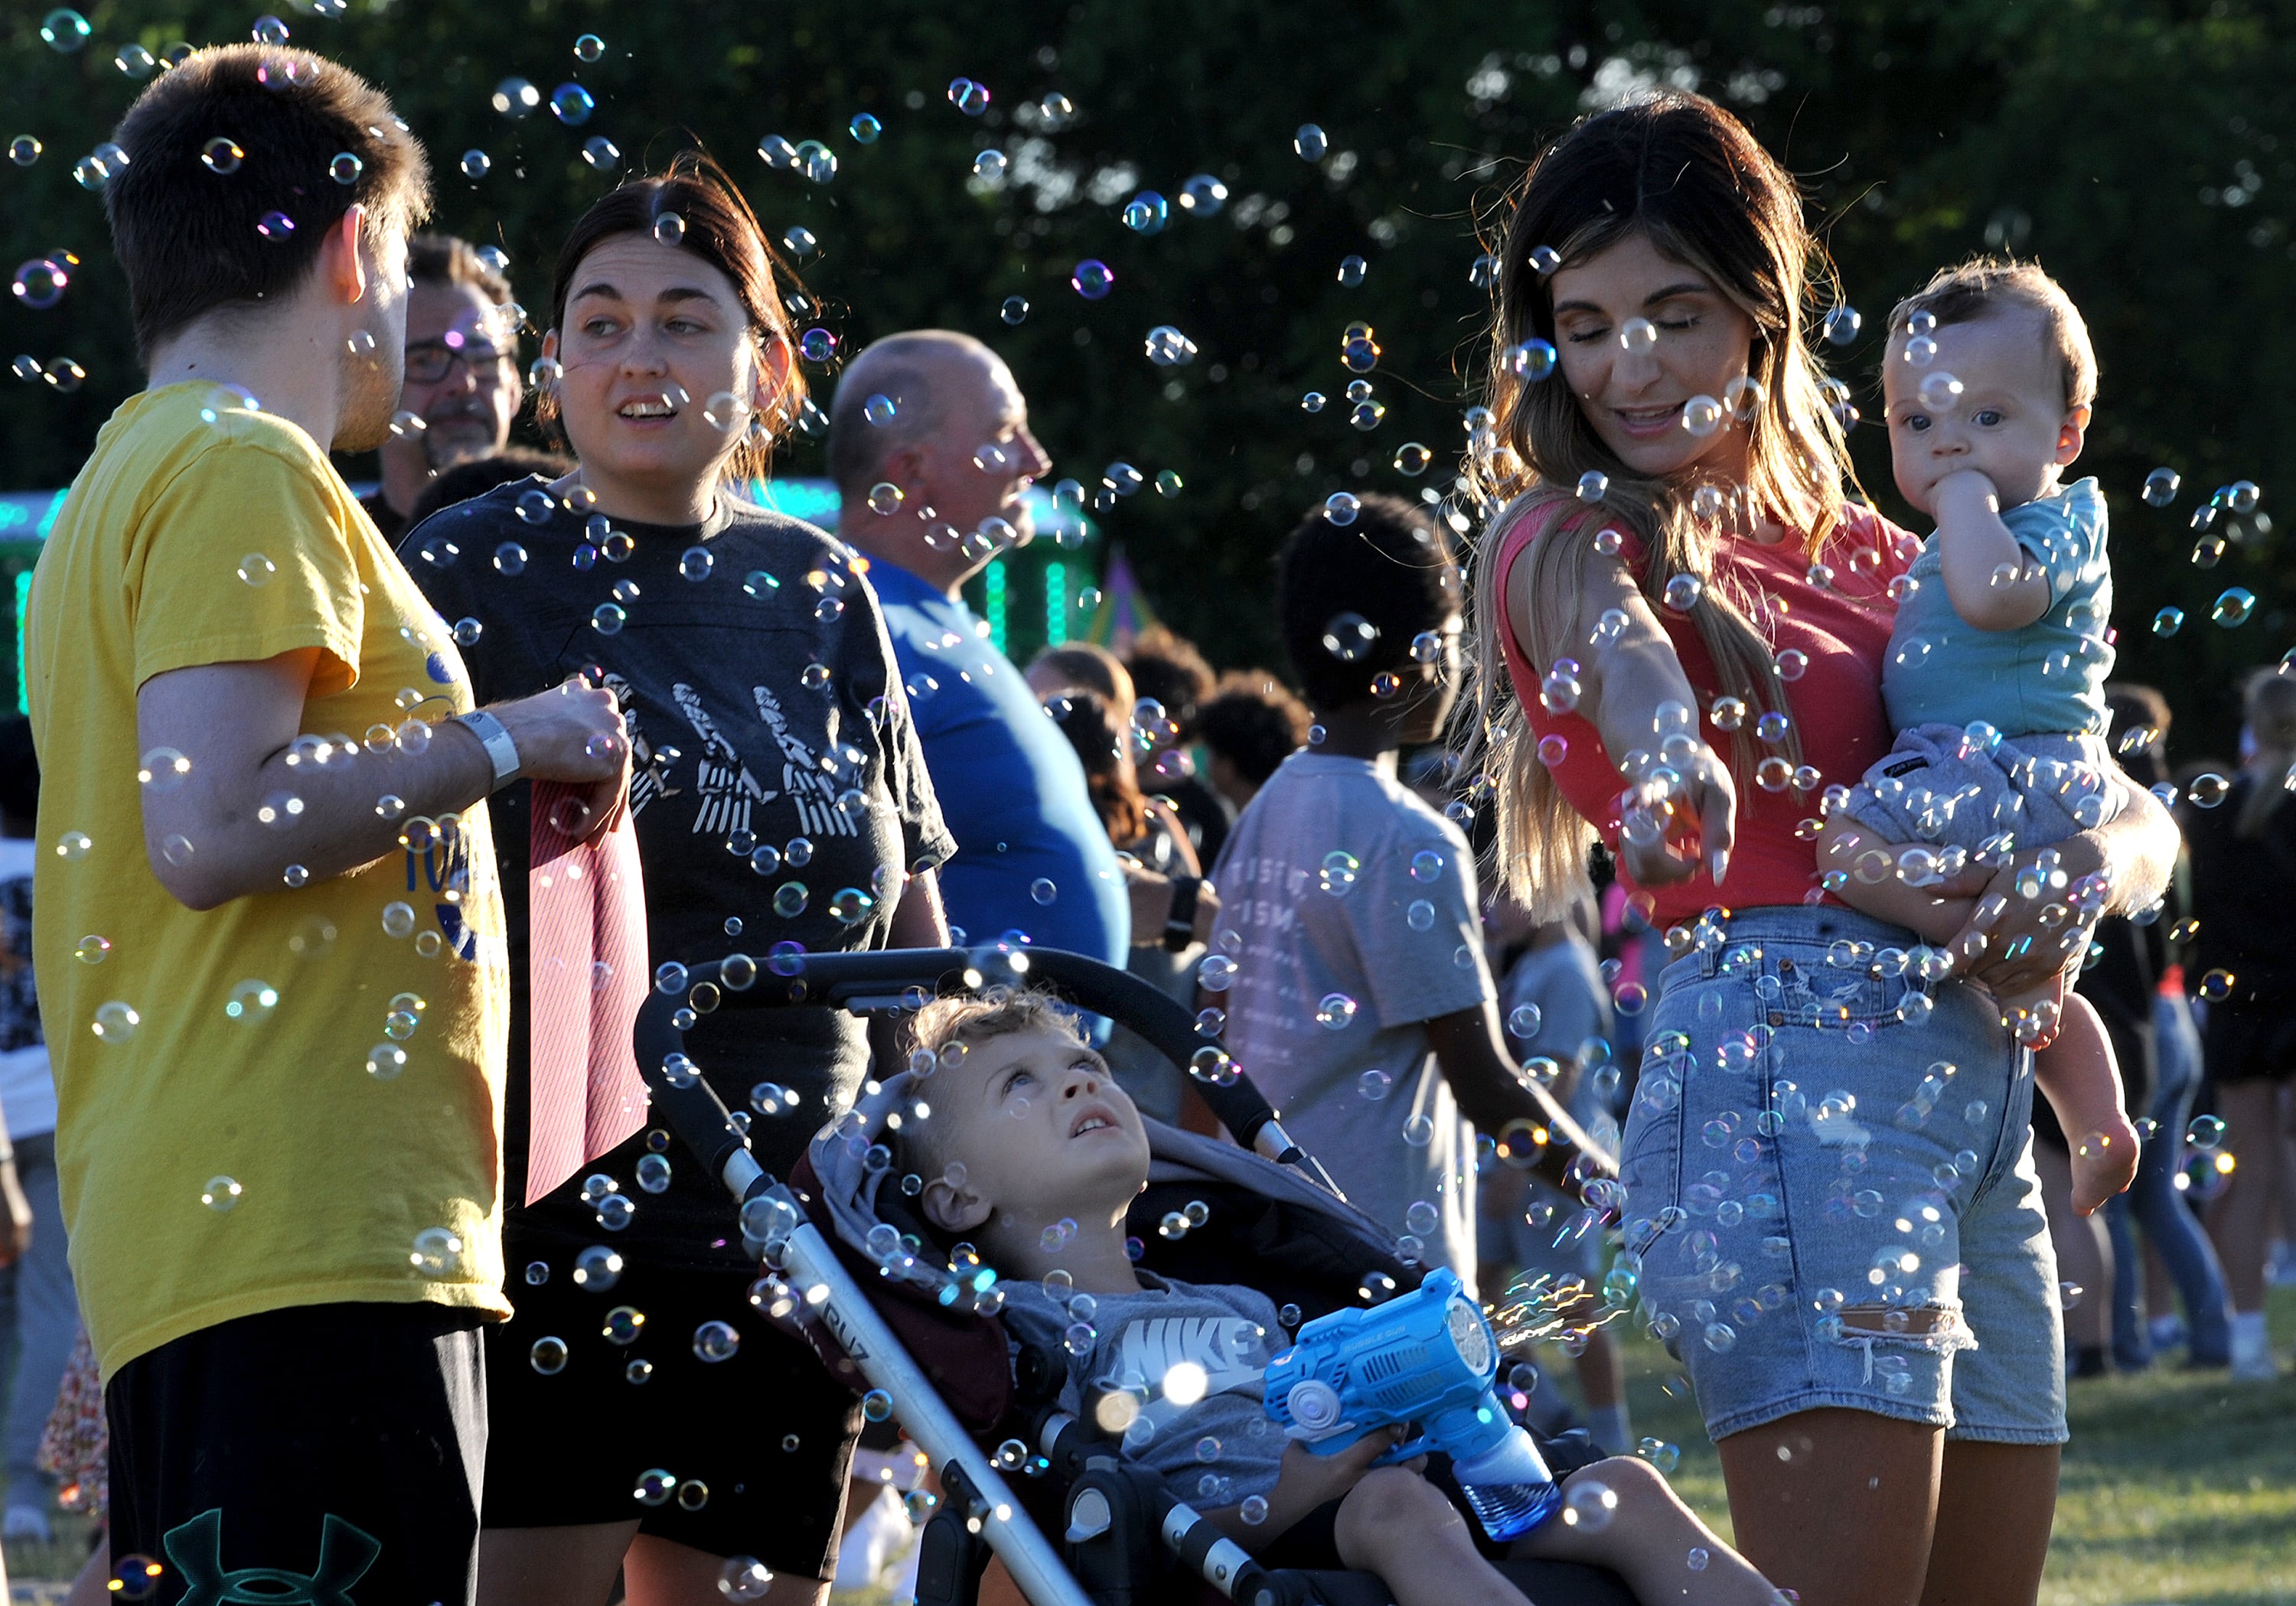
left=890, top=987, right=1777, bottom=1606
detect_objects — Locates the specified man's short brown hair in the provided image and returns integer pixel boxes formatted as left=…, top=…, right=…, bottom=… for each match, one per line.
left=1888, top=256, right=2098, bottom=411
left=106, top=44, right=431, bottom=357
left=409, top=234, right=511, bottom=307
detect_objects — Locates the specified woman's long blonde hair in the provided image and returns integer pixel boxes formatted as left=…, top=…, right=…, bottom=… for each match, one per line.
left=1458, top=90, right=1861, bottom=917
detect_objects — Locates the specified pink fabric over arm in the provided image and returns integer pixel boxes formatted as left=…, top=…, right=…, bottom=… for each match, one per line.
left=526, top=781, right=651, bottom=1205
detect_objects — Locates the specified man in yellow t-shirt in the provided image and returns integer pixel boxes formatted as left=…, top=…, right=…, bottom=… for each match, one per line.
left=26, top=47, right=627, bottom=1606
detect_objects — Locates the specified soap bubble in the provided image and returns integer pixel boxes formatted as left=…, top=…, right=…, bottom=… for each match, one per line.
left=201, top=1175, right=240, bottom=1212
left=1502, top=339, right=1559, bottom=384
left=1071, top=259, right=1114, bottom=300
left=1122, top=191, right=1168, bottom=233
left=550, top=83, right=595, bottom=125
left=11, top=259, right=70, bottom=311
left=2213, top=588, right=2255, bottom=627
left=41, top=10, right=91, bottom=51
left=1293, top=124, right=1329, bottom=161
left=716, top=1558, right=771, bottom=1601
left=410, top=1226, right=463, bottom=1276
left=1823, top=305, right=1861, bottom=345
left=948, top=77, right=990, bottom=116
left=573, top=1245, right=623, bottom=1291
left=1563, top=1479, right=1617, bottom=1531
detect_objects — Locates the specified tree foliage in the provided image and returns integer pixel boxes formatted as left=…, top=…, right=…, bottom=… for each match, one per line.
left=1, top=0, right=2285, bottom=751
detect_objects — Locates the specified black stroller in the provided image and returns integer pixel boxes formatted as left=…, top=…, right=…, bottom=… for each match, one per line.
left=634, top=944, right=1636, bottom=1606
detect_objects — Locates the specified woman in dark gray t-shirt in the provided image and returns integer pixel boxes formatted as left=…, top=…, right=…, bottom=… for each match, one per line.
left=404, top=157, right=952, bottom=1605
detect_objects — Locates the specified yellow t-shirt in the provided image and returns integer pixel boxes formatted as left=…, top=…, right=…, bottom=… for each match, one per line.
left=26, top=383, right=511, bottom=1376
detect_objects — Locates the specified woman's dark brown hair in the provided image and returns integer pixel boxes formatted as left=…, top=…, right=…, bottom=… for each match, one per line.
left=1045, top=689, right=1148, bottom=849
left=539, top=151, right=807, bottom=481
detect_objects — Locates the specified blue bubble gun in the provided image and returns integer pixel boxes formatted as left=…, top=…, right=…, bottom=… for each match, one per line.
left=1262, top=1268, right=1561, bottom=1541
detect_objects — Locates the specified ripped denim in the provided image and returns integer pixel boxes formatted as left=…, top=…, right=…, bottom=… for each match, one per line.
left=1614, top=905, right=2067, bottom=1445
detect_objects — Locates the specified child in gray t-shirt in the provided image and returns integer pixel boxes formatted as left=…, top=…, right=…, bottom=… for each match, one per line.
left=895, top=990, right=1777, bottom=1606
left=1211, top=494, right=1608, bottom=1293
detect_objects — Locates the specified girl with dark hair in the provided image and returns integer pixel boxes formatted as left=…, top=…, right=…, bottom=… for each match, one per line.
left=402, top=155, right=954, bottom=1606
left=1459, top=92, right=2179, bottom=1603
left=1040, top=686, right=1207, bottom=1122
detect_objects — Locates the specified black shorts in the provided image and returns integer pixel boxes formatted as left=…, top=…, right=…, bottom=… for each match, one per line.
left=484, top=1237, right=860, bottom=1579
left=106, top=1301, right=486, bottom=1606
left=2203, top=1001, right=2296, bottom=1084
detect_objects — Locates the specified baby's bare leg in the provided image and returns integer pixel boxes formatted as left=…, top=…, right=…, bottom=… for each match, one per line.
left=1333, top=1466, right=1525, bottom=1606
left=1513, top=1458, right=1777, bottom=1605
left=2033, top=990, right=2140, bottom=1214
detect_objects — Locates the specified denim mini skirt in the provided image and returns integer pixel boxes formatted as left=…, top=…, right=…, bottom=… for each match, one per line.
left=1615, top=904, right=2067, bottom=1445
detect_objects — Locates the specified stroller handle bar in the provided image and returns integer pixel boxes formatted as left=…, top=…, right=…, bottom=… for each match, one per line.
left=774, top=1203, right=1095, bottom=1606
left=626, top=945, right=1321, bottom=1606
left=633, top=945, right=1326, bottom=1191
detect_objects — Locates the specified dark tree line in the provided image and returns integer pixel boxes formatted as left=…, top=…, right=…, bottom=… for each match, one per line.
left=2, top=1, right=2285, bottom=753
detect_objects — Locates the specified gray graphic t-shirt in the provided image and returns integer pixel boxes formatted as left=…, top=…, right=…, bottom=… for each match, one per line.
left=403, top=480, right=954, bottom=1269
left=1209, top=753, right=1495, bottom=1292
left=1001, top=1271, right=1289, bottom=1505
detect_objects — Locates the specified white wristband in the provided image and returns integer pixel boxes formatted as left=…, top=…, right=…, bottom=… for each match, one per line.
left=455, top=709, right=522, bottom=791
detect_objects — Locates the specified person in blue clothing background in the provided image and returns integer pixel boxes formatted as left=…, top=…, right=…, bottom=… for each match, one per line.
left=828, top=330, right=1216, bottom=965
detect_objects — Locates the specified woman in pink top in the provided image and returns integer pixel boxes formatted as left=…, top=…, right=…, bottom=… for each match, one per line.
left=1458, top=94, right=2177, bottom=1605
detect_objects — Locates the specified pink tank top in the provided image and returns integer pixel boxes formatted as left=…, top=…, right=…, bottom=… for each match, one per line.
left=1493, top=498, right=1915, bottom=923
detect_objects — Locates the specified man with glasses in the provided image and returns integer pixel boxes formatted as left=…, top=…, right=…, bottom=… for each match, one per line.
left=363, top=233, right=523, bottom=540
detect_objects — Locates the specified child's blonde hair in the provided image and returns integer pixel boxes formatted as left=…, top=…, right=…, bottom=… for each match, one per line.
left=1887, top=256, right=2098, bottom=411
left=906, top=987, right=1089, bottom=1065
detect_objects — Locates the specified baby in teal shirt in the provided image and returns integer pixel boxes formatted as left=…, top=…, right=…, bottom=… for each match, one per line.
left=1821, top=259, right=2141, bottom=1217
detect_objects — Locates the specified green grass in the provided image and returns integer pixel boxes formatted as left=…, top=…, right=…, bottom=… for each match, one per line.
left=3, top=1293, right=2288, bottom=1604
left=1609, top=1284, right=2296, bottom=1606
